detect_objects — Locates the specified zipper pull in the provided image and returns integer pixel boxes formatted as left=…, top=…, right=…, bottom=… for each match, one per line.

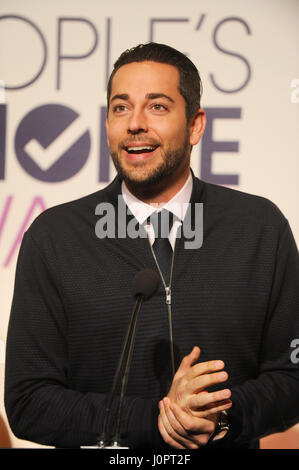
left=165, top=286, right=171, bottom=305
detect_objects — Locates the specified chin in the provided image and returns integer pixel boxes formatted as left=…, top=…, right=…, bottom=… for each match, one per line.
left=122, top=171, right=164, bottom=188
left=112, top=149, right=186, bottom=189
left=115, top=160, right=167, bottom=187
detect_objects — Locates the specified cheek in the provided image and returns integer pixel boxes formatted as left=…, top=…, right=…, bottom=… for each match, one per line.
left=151, top=119, right=182, bottom=141
left=159, top=126, right=188, bottom=148
left=106, top=123, right=123, bottom=147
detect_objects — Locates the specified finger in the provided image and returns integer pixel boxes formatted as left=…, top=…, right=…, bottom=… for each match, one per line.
left=189, top=359, right=226, bottom=381
left=159, top=400, right=191, bottom=449
left=175, top=346, right=201, bottom=377
left=189, top=388, right=231, bottom=409
left=169, top=401, right=215, bottom=436
left=158, top=414, right=186, bottom=449
left=169, top=402, right=215, bottom=446
left=162, top=399, right=187, bottom=436
left=158, top=402, right=186, bottom=449
left=160, top=398, right=202, bottom=449
left=162, top=399, right=199, bottom=449
left=196, top=399, right=232, bottom=418
left=189, top=370, right=229, bottom=394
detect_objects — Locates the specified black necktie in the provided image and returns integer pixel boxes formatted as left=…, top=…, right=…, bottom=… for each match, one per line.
left=151, top=210, right=173, bottom=284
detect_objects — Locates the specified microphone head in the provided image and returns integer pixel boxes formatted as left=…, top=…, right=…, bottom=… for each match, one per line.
left=132, top=269, right=160, bottom=300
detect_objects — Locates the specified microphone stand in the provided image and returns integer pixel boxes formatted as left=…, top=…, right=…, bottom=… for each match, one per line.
left=112, top=296, right=143, bottom=446
left=80, top=268, right=160, bottom=449
left=96, top=294, right=144, bottom=448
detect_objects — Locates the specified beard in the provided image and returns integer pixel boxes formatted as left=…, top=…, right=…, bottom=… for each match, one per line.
left=110, top=130, right=190, bottom=189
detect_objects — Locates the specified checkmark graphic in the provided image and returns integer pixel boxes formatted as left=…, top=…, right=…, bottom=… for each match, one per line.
left=24, top=116, right=88, bottom=171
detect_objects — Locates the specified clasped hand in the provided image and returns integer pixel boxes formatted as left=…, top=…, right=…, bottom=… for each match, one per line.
left=158, top=346, right=232, bottom=449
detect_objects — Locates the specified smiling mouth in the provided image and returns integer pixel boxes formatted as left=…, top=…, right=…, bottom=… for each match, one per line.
left=123, top=145, right=160, bottom=154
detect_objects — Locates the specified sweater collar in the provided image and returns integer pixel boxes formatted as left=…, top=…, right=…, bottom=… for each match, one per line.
left=100, top=169, right=205, bottom=231
left=121, top=172, right=193, bottom=226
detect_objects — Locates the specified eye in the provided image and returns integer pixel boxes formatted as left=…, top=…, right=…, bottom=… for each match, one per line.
left=113, top=104, right=127, bottom=113
left=152, top=103, right=167, bottom=111
left=150, top=103, right=169, bottom=114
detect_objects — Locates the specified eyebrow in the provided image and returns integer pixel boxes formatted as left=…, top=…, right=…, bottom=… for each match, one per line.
left=110, top=92, right=175, bottom=103
left=146, top=93, right=174, bottom=103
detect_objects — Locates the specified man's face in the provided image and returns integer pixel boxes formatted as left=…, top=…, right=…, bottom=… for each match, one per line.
left=106, top=61, right=199, bottom=189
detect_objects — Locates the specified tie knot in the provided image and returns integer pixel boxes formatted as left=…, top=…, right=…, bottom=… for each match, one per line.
left=150, top=209, right=173, bottom=239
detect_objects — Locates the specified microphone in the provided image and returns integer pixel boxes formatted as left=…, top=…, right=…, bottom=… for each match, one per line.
left=132, top=268, right=161, bottom=299
left=97, top=269, right=160, bottom=448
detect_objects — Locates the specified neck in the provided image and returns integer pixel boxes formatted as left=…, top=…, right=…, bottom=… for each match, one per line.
left=125, top=164, right=190, bottom=206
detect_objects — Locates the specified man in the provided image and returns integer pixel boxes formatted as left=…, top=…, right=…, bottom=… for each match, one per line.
left=5, top=43, right=299, bottom=450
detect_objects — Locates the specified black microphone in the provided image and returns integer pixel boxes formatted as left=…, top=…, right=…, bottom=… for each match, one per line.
left=131, top=268, right=160, bottom=300
left=98, top=269, right=160, bottom=448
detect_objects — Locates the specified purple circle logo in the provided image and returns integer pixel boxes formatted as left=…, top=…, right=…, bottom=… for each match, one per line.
left=15, top=103, right=91, bottom=182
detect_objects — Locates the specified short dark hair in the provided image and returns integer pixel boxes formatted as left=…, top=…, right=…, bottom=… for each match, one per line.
left=107, top=42, right=203, bottom=122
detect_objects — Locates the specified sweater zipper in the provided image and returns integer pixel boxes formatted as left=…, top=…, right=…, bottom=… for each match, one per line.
left=148, top=236, right=176, bottom=304
left=148, top=236, right=177, bottom=377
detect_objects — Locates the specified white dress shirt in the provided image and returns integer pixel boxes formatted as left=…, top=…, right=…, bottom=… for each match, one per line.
left=121, top=173, right=193, bottom=250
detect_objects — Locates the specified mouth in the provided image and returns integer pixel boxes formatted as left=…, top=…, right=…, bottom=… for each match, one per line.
left=122, top=144, right=160, bottom=161
left=123, top=144, right=160, bottom=154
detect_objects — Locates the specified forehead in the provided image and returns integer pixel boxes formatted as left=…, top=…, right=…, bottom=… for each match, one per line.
left=110, top=61, right=182, bottom=100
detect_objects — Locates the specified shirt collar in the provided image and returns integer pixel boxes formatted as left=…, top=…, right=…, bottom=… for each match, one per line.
left=121, top=172, right=193, bottom=225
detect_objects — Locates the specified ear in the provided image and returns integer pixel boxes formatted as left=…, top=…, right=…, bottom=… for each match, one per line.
left=189, top=109, right=206, bottom=146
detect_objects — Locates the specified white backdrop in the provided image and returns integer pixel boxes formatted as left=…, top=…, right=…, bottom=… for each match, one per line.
left=0, top=0, right=298, bottom=448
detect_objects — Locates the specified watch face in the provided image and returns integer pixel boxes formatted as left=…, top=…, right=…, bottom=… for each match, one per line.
left=210, top=412, right=230, bottom=442
left=218, top=411, right=230, bottom=431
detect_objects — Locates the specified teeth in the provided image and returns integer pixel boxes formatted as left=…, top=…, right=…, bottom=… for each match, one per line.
left=127, top=146, right=156, bottom=151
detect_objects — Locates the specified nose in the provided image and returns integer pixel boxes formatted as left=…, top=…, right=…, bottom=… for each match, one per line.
left=127, top=108, right=148, bottom=135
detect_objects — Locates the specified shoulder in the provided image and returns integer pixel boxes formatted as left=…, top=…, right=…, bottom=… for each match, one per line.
left=26, top=176, right=121, bottom=242
left=197, top=178, right=287, bottom=231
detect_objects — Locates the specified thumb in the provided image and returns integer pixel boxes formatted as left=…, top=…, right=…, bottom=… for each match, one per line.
left=177, top=346, right=201, bottom=375
left=189, top=346, right=201, bottom=365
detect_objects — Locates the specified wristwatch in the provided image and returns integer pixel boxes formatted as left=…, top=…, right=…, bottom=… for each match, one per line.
left=211, top=411, right=230, bottom=441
